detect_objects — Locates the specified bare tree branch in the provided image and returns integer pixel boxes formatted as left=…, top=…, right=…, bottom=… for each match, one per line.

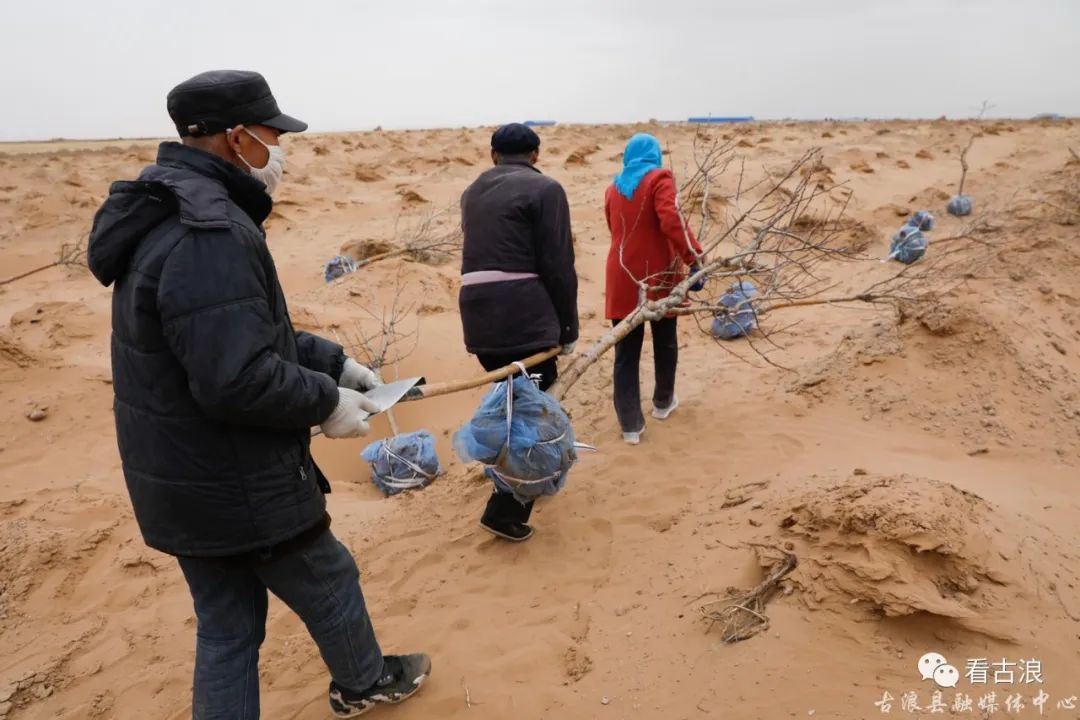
left=699, top=548, right=797, bottom=643
left=344, top=206, right=463, bottom=272
left=953, top=100, right=991, bottom=198
left=957, top=134, right=976, bottom=197
left=334, top=272, right=420, bottom=380
left=0, top=235, right=87, bottom=287
left=330, top=271, right=423, bottom=435
left=546, top=139, right=997, bottom=400
left=404, top=348, right=560, bottom=402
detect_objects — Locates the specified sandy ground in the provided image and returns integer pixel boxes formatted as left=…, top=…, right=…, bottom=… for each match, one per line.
left=1, top=119, right=1079, bottom=720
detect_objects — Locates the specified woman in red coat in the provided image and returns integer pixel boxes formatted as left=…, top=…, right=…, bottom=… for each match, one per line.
left=604, top=133, right=703, bottom=444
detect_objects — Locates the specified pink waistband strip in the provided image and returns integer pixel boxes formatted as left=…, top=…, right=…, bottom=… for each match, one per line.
left=461, top=271, right=540, bottom=286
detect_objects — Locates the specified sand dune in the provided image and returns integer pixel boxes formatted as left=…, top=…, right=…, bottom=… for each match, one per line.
left=1, top=119, right=1078, bottom=719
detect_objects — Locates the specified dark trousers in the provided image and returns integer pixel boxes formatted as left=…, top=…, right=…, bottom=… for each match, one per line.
left=474, top=351, right=558, bottom=525
left=612, top=317, right=679, bottom=433
left=176, top=529, right=383, bottom=719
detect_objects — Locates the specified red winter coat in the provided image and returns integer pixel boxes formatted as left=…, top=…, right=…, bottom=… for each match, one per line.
left=604, top=168, right=703, bottom=320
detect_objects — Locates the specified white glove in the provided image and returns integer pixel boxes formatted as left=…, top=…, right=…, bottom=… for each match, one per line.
left=560, top=341, right=576, bottom=356
left=320, top=388, right=381, bottom=439
left=339, top=358, right=382, bottom=391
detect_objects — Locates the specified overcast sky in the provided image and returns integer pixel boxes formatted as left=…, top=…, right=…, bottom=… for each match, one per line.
left=2, top=0, right=1077, bottom=141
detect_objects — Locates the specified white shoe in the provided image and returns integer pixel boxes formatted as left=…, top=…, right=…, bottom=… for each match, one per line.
left=652, top=396, right=679, bottom=420
left=622, top=426, right=645, bottom=445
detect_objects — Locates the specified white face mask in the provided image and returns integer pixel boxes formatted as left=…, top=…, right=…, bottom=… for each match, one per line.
left=233, top=127, right=286, bottom=195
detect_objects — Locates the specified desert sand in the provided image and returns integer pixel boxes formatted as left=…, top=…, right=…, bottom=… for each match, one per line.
left=1, top=119, right=1078, bottom=719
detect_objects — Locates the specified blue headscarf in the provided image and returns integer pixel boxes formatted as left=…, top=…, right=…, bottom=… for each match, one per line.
left=614, top=133, right=662, bottom=200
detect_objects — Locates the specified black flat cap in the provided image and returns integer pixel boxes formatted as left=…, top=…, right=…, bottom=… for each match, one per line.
left=167, top=70, right=307, bottom=138
left=491, top=123, right=541, bottom=155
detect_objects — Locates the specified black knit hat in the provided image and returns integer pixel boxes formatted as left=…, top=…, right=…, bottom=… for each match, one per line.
left=167, top=70, right=307, bottom=138
left=491, top=123, right=541, bottom=154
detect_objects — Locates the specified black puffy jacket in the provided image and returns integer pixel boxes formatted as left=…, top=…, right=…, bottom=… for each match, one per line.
left=88, top=142, right=343, bottom=557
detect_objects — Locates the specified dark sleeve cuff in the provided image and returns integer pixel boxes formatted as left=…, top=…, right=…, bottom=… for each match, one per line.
left=315, top=380, right=340, bottom=425
left=328, top=348, right=346, bottom=383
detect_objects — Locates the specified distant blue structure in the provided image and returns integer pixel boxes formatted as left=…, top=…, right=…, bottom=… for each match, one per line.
left=523, top=120, right=557, bottom=127
left=688, top=116, right=754, bottom=124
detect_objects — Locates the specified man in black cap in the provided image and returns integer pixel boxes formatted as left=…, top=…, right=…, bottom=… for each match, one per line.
left=459, top=122, right=580, bottom=542
left=87, top=69, right=430, bottom=719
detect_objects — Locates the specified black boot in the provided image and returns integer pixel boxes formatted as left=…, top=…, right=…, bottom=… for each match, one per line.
left=480, top=491, right=535, bottom=542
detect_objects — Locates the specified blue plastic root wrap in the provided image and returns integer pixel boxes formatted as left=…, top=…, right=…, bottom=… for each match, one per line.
left=947, top=195, right=973, bottom=217
left=905, top=210, right=935, bottom=232
left=324, top=255, right=358, bottom=283
left=361, top=431, right=441, bottom=495
left=453, top=374, right=577, bottom=504
left=711, top=280, right=758, bottom=340
left=888, top=226, right=928, bottom=264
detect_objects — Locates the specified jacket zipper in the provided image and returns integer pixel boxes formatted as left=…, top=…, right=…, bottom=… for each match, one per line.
left=298, top=436, right=311, bottom=485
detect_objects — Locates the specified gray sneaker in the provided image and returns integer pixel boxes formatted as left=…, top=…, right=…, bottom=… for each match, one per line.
left=329, top=654, right=431, bottom=717
left=652, top=396, right=680, bottom=420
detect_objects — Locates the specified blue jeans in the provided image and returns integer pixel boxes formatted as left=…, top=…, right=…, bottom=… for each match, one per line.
left=177, top=529, right=384, bottom=720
